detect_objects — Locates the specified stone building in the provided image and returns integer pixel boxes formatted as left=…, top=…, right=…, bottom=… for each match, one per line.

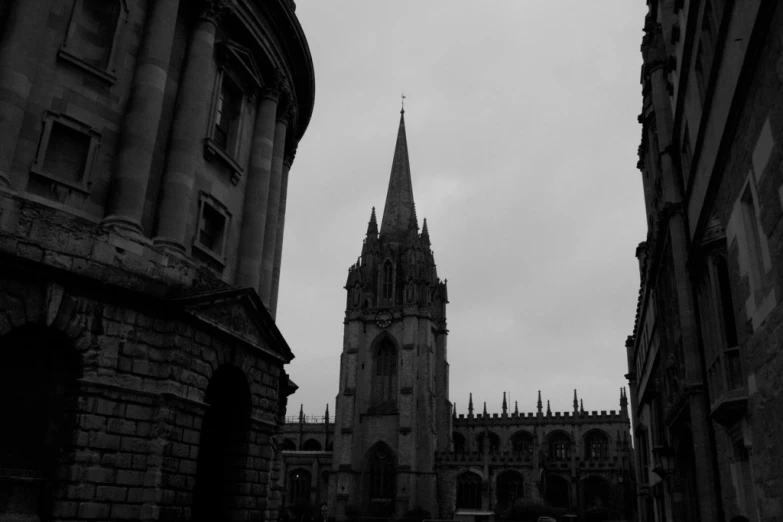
left=0, top=0, right=314, bottom=520
left=279, top=110, right=635, bottom=520
left=628, top=1, right=783, bottom=521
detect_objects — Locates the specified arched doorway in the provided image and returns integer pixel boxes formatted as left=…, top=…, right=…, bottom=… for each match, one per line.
left=545, top=474, right=570, bottom=509
left=288, top=468, right=312, bottom=506
left=193, top=365, right=252, bottom=522
left=0, top=326, right=81, bottom=519
left=456, top=471, right=482, bottom=509
left=496, top=470, right=524, bottom=506
left=364, top=443, right=396, bottom=516
left=582, top=475, right=612, bottom=521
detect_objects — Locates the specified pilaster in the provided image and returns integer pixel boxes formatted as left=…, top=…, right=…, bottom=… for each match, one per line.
left=103, top=0, right=180, bottom=236
left=153, top=3, right=225, bottom=253
left=235, top=86, right=280, bottom=292
left=259, top=104, right=289, bottom=307
left=269, top=147, right=295, bottom=318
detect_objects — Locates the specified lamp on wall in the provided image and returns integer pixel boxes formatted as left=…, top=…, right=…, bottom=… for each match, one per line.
left=651, top=445, right=676, bottom=478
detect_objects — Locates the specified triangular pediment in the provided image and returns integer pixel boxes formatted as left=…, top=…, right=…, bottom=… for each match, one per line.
left=171, top=288, right=293, bottom=362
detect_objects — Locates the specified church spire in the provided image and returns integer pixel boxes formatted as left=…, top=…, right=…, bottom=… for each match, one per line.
left=468, top=393, right=474, bottom=416
left=537, top=390, right=543, bottom=415
left=421, top=218, right=430, bottom=245
left=573, top=389, right=579, bottom=414
left=380, top=109, right=417, bottom=239
left=367, top=206, right=378, bottom=236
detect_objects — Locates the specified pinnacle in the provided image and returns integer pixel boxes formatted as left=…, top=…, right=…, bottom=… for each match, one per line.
left=367, top=206, right=378, bottom=235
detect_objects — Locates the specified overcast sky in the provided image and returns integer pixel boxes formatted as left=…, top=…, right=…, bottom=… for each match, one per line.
left=276, top=2, right=649, bottom=422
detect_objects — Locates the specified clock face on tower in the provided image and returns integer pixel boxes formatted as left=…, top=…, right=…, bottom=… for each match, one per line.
left=375, top=310, right=393, bottom=328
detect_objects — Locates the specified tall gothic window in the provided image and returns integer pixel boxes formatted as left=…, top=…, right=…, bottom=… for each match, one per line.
left=367, top=446, right=395, bottom=502
left=372, top=337, right=397, bottom=409
left=476, top=431, right=500, bottom=454
left=548, top=432, right=571, bottom=461
left=584, top=430, right=609, bottom=459
left=382, top=260, right=393, bottom=300
left=456, top=472, right=482, bottom=509
left=511, top=431, right=534, bottom=456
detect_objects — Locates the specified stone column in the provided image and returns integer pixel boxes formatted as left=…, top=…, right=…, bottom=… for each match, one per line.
left=234, top=86, right=280, bottom=291
left=103, top=0, right=180, bottom=236
left=259, top=106, right=289, bottom=307
left=0, top=0, right=54, bottom=189
left=269, top=146, right=295, bottom=318
left=153, top=2, right=226, bottom=253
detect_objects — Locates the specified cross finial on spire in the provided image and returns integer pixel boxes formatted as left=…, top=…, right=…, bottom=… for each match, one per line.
left=401, top=92, right=406, bottom=113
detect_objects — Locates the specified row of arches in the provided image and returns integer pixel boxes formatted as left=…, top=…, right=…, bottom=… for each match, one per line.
left=454, top=470, right=613, bottom=512
left=452, top=429, right=611, bottom=459
left=0, top=324, right=270, bottom=521
left=282, top=438, right=333, bottom=451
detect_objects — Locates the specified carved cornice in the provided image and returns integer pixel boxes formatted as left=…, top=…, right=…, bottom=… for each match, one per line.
left=199, top=0, right=234, bottom=25
left=261, top=70, right=285, bottom=102
left=283, top=146, right=297, bottom=168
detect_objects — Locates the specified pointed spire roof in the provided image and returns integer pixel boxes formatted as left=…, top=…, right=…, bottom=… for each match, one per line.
left=546, top=400, right=551, bottom=416
left=367, top=206, right=378, bottom=235
left=468, top=393, right=474, bottom=415
left=514, top=400, right=519, bottom=416
left=502, top=392, right=508, bottom=415
left=537, top=390, right=543, bottom=414
left=573, top=389, right=579, bottom=413
left=421, top=218, right=430, bottom=245
left=580, top=398, right=585, bottom=414
left=380, top=109, right=417, bottom=238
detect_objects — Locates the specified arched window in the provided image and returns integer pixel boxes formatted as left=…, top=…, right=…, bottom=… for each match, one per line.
left=366, top=445, right=395, bottom=503
left=282, top=439, right=296, bottom=451
left=372, top=337, right=397, bottom=409
left=548, top=432, right=571, bottom=461
left=382, top=260, right=393, bottom=300
left=510, top=431, right=534, bottom=456
left=476, top=431, right=500, bottom=453
left=496, top=470, right=524, bottom=506
left=453, top=432, right=466, bottom=454
left=288, top=468, right=311, bottom=505
left=456, top=472, right=482, bottom=509
left=584, top=430, right=609, bottom=460
left=303, top=439, right=322, bottom=451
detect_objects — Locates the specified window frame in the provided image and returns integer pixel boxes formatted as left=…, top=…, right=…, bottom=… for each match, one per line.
left=30, top=111, right=101, bottom=195
left=203, top=41, right=263, bottom=185
left=192, top=192, right=231, bottom=266
left=57, top=0, right=129, bottom=85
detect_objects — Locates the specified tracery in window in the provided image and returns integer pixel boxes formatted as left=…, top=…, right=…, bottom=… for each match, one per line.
left=367, top=445, right=395, bottom=502
left=372, top=337, right=397, bottom=409
left=382, top=260, right=393, bottom=300
left=584, top=430, right=609, bottom=460
left=456, top=472, right=482, bottom=509
left=548, top=432, right=571, bottom=461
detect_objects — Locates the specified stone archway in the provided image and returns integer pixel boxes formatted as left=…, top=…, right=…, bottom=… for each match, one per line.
left=0, top=325, right=81, bottom=520
left=192, top=365, right=252, bottom=522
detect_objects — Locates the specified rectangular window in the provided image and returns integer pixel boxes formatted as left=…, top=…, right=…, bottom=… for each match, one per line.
left=30, top=111, right=101, bottom=195
left=58, top=0, right=127, bottom=83
left=213, top=76, right=243, bottom=153
left=193, top=193, right=231, bottom=265
left=741, top=186, right=765, bottom=297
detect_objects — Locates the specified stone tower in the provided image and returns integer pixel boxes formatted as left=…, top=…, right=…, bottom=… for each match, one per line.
left=331, top=108, right=450, bottom=517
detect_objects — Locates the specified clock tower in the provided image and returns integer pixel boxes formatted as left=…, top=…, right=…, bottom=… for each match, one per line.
left=331, top=108, right=450, bottom=517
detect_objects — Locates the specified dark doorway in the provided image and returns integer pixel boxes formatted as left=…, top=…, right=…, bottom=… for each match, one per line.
left=497, top=470, right=523, bottom=506
left=0, top=326, right=81, bottom=520
left=546, top=474, right=570, bottom=509
left=193, top=365, right=252, bottom=522
left=456, top=471, right=482, bottom=509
